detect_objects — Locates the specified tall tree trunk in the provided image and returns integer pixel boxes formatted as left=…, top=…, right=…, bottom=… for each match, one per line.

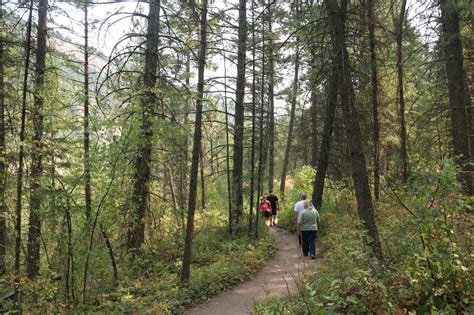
left=259, top=117, right=269, bottom=194
left=311, top=62, right=339, bottom=210
left=396, top=0, right=408, bottom=181
left=84, top=2, right=92, bottom=220
left=267, top=4, right=275, bottom=191
left=181, top=0, right=208, bottom=282
left=0, top=0, right=6, bottom=276
left=255, top=61, right=266, bottom=239
left=310, top=91, right=318, bottom=168
left=179, top=38, right=192, bottom=229
left=280, top=47, right=300, bottom=200
left=223, top=51, right=232, bottom=233
left=328, top=0, right=383, bottom=260
left=15, top=0, right=34, bottom=273
left=232, top=0, right=247, bottom=235
left=27, top=0, right=48, bottom=278
left=310, top=50, right=319, bottom=169
left=439, top=0, right=473, bottom=195
left=367, top=0, right=381, bottom=200
left=127, top=0, right=160, bottom=252
left=249, top=0, right=257, bottom=235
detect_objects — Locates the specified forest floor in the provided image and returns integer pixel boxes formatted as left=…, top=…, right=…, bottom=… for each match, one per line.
left=187, top=226, right=314, bottom=315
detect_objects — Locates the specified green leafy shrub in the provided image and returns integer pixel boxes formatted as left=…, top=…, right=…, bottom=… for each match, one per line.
left=7, top=214, right=276, bottom=314
left=254, top=161, right=474, bottom=313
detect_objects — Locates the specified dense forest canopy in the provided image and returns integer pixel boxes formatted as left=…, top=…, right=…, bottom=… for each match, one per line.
left=0, top=0, right=473, bottom=313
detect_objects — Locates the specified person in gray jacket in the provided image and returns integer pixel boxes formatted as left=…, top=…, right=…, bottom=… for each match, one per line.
left=297, top=200, right=320, bottom=259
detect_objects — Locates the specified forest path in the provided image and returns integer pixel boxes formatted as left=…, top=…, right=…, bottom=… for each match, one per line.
left=187, top=226, right=312, bottom=315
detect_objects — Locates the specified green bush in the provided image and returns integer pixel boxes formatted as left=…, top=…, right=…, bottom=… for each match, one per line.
left=93, top=224, right=277, bottom=314
left=254, top=161, right=474, bottom=313
left=7, top=217, right=276, bottom=314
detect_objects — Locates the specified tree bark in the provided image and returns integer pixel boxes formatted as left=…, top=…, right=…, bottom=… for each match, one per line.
left=15, top=0, right=34, bottom=273
left=223, top=52, right=232, bottom=233
left=179, top=36, right=192, bottom=229
left=255, top=66, right=266, bottom=240
left=396, top=0, right=408, bottom=181
left=0, top=0, right=6, bottom=276
left=310, top=54, right=319, bottom=169
left=267, top=4, right=275, bottom=191
left=84, top=1, right=92, bottom=220
left=366, top=0, right=381, bottom=200
left=311, top=64, right=339, bottom=210
left=249, top=0, right=257, bottom=235
left=439, top=0, right=473, bottom=194
left=100, top=224, right=118, bottom=285
left=27, top=0, right=48, bottom=278
left=181, top=0, right=208, bottom=282
left=232, top=0, right=247, bottom=235
left=310, top=94, right=318, bottom=168
left=127, top=0, right=160, bottom=252
left=328, top=0, right=383, bottom=260
left=200, top=144, right=206, bottom=209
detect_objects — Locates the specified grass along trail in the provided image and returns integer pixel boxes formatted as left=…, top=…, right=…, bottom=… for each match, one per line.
left=187, top=226, right=315, bottom=315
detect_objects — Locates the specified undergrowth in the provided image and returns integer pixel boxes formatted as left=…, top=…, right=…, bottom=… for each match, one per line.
left=254, top=161, right=474, bottom=314
left=1, top=218, right=277, bottom=314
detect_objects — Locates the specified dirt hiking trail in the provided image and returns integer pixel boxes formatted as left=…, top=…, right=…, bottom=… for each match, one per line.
left=187, top=226, right=314, bottom=315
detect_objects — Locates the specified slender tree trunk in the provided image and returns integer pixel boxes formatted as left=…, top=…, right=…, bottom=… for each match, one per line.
left=249, top=0, right=257, bottom=235
left=367, top=0, right=381, bottom=200
left=181, top=0, right=208, bottom=282
left=65, top=198, right=75, bottom=300
left=165, top=167, right=178, bottom=213
left=15, top=0, right=34, bottom=273
left=255, top=66, right=266, bottom=240
left=310, top=91, right=318, bottom=168
left=199, top=144, right=206, bottom=209
left=84, top=2, right=92, bottom=220
left=0, top=0, right=6, bottom=276
left=309, top=49, right=319, bottom=169
left=267, top=5, right=275, bottom=191
left=311, top=62, right=339, bottom=210
left=396, top=0, right=408, bottom=181
left=439, top=0, right=473, bottom=195
left=280, top=47, right=300, bottom=200
left=232, top=0, right=247, bottom=235
left=223, top=52, right=232, bottom=233
left=127, top=0, right=160, bottom=252
left=260, top=117, right=269, bottom=194
left=329, top=0, right=383, bottom=260
left=27, top=0, right=48, bottom=278
left=100, top=225, right=118, bottom=285
left=179, top=39, right=192, bottom=229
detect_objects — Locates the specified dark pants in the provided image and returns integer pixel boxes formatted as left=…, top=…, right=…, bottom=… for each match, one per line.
left=301, top=230, right=317, bottom=256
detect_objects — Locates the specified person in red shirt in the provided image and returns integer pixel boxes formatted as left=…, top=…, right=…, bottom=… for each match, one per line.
left=266, top=190, right=279, bottom=226
left=259, top=195, right=272, bottom=226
